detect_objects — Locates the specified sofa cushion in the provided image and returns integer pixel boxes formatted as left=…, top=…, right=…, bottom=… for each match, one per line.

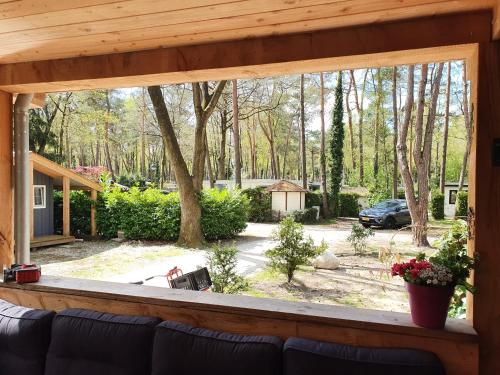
left=284, top=337, right=446, bottom=375
left=45, top=308, right=161, bottom=375
left=152, top=321, right=283, bottom=375
left=0, top=298, right=55, bottom=375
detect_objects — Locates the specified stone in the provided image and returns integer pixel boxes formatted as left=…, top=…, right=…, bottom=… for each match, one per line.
left=313, top=251, right=340, bottom=270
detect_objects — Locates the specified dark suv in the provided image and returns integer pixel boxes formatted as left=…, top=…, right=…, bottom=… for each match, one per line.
left=358, top=199, right=411, bottom=229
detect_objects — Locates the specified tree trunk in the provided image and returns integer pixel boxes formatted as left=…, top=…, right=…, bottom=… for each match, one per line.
left=345, top=74, right=356, bottom=170
left=148, top=86, right=204, bottom=248
left=319, top=72, right=330, bottom=217
left=217, top=110, right=228, bottom=179
left=458, top=61, right=471, bottom=191
left=350, top=69, right=369, bottom=185
left=392, top=67, right=399, bottom=198
left=440, top=62, right=451, bottom=193
left=300, top=74, right=307, bottom=188
left=104, top=91, right=114, bottom=177
left=374, top=69, right=381, bottom=180
left=232, top=80, right=242, bottom=188
left=141, top=87, right=147, bottom=177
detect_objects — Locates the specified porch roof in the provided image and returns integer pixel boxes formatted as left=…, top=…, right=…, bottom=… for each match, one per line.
left=30, top=152, right=102, bottom=192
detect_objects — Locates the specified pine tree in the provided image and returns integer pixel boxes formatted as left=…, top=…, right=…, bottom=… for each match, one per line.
left=330, top=72, right=345, bottom=216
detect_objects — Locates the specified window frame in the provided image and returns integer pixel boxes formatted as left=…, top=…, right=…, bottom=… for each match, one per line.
left=33, top=185, right=47, bottom=209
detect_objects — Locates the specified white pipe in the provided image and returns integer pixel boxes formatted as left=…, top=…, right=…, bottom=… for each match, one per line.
left=14, top=93, right=33, bottom=264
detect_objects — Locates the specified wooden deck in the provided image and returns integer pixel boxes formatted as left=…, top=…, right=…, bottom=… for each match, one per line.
left=30, top=235, right=75, bottom=248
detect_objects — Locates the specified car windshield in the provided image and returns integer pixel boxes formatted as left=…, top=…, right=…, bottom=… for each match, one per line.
left=373, top=201, right=399, bottom=209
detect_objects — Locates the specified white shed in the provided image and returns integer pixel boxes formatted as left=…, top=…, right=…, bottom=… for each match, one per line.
left=266, top=180, right=307, bottom=217
left=443, top=182, right=468, bottom=217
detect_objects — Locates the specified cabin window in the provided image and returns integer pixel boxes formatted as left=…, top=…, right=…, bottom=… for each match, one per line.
left=33, top=185, right=46, bottom=209
left=449, top=190, right=458, bottom=204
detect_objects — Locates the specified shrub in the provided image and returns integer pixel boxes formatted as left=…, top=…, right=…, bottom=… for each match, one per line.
left=338, top=193, right=360, bottom=217
left=241, top=187, right=272, bottom=222
left=96, top=187, right=248, bottom=241
left=265, top=217, right=326, bottom=282
left=305, top=191, right=321, bottom=208
left=201, top=189, right=249, bottom=240
left=291, top=208, right=318, bottom=224
left=455, top=190, right=468, bottom=218
left=397, top=189, right=406, bottom=199
left=431, top=191, right=445, bottom=220
left=367, top=185, right=391, bottom=206
left=207, top=243, right=248, bottom=294
left=347, top=223, right=374, bottom=255
left=54, top=191, right=93, bottom=237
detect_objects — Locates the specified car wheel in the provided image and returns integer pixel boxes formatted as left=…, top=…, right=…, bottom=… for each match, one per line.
left=384, top=216, right=396, bottom=229
left=362, top=223, right=370, bottom=228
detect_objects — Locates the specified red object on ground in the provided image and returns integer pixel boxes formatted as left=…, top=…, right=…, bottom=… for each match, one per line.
left=166, top=267, right=183, bottom=288
left=406, top=282, right=454, bottom=329
left=15, top=264, right=41, bottom=283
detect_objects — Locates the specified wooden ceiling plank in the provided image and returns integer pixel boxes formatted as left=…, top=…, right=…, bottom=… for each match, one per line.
left=0, top=1, right=491, bottom=63
left=0, top=12, right=488, bottom=93
left=0, top=0, right=244, bottom=32
left=0, top=0, right=369, bottom=43
left=0, top=0, right=120, bottom=19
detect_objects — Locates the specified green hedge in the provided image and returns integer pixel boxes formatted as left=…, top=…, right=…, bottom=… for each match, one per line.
left=431, top=191, right=445, bottom=220
left=338, top=193, right=360, bottom=217
left=54, top=191, right=93, bottom=238
left=241, top=187, right=272, bottom=222
left=97, top=187, right=249, bottom=241
left=455, top=190, right=468, bottom=218
left=291, top=207, right=318, bottom=224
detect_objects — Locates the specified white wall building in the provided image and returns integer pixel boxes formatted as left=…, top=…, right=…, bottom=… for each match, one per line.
left=443, top=182, right=468, bottom=217
left=266, top=180, right=307, bottom=217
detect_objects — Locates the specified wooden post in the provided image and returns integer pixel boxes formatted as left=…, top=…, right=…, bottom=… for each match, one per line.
left=0, top=91, right=13, bottom=269
left=90, top=190, right=97, bottom=237
left=472, top=41, right=500, bottom=375
left=29, top=158, right=34, bottom=241
left=62, top=176, right=70, bottom=237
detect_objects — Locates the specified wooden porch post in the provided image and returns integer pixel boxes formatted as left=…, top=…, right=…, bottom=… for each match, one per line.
left=472, top=41, right=500, bottom=375
left=62, top=176, right=70, bottom=237
left=0, top=91, right=13, bottom=269
left=90, top=190, right=97, bottom=237
left=30, top=158, right=34, bottom=241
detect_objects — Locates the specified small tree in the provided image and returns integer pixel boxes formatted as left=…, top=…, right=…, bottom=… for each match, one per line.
left=347, top=223, right=374, bottom=255
left=207, top=243, right=247, bottom=294
left=330, top=71, right=345, bottom=216
left=266, top=217, right=326, bottom=282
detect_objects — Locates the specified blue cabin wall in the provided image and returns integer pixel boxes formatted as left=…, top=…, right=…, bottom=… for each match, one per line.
left=33, top=170, right=54, bottom=237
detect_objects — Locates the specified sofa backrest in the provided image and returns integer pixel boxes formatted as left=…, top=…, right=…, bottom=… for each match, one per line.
left=44, top=308, right=161, bottom=375
left=283, top=337, right=446, bottom=375
left=151, top=320, right=283, bottom=375
left=0, top=299, right=55, bottom=375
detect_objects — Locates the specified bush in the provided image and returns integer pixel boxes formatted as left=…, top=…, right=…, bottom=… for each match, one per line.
left=367, top=185, right=391, bottom=206
left=266, top=217, right=326, bottom=282
left=96, top=187, right=248, bottom=241
left=455, top=190, right=468, bottom=218
left=207, top=243, right=248, bottom=294
left=54, top=191, right=93, bottom=237
left=305, top=191, right=321, bottom=208
left=291, top=208, right=318, bottom=224
left=347, top=223, right=374, bottom=255
left=201, top=189, right=249, bottom=240
left=338, top=193, right=360, bottom=217
left=431, top=191, right=445, bottom=220
left=397, top=189, right=406, bottom=199
left=241, top=187, right=272, bottom=222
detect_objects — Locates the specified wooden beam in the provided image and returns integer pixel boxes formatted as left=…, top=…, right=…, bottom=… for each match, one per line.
left=62, top=176, right=70, bottom=237
left=0, top=276, right=480, bottom=375
left=0, top=11, right=490, bottom=93
left=90, top=189, right=97, bottom=237
left=472, top=40, right=500, bottom=375
left=0, top=90, right=12, bottom=269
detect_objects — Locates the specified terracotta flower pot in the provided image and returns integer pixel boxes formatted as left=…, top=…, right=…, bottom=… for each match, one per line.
left=406, top=282, right=454, bottom=329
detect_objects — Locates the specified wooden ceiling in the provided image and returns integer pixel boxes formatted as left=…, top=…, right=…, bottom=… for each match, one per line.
left=0, top=0, right=497, bottom=65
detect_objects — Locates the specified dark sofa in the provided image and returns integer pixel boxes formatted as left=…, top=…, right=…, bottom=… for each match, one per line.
left=0, top=299, right=446, bottom=375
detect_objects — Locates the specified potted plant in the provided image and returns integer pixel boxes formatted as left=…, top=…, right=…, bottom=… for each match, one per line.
left=392, top=220, right=476, bottom=329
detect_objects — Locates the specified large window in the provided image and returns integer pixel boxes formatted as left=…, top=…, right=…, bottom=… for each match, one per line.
left=33, top=185, right=46, bottom=209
